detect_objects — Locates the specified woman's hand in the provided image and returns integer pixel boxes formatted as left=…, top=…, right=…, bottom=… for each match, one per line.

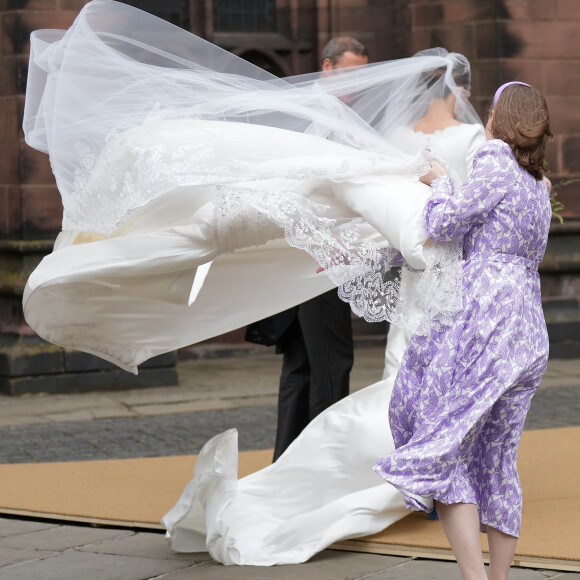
left=420, top=161, right=447, bottom=186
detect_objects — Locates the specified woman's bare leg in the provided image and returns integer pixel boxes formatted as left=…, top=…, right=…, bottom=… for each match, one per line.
left=487, top=526, right=517, bottom=580
left=436, top=501, right=487, bottom=580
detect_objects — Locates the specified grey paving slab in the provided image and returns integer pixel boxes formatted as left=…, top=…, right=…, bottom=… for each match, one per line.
left=362, top=558, right=552, bottom=579
left=78, top=531, right=210, bottom=563
left=0, top=524, right=132, bottom=551
left=44, top=406, right=135, bottom=422
left=540, top=377, right=580, bottom=389
left=0, top=348, right=387, bottom=428
left=225, top=394, right=279, bottom=408
left=161, top=550, right=409, bottom=580
left=0, top=547, right=57, bottom=568
left=0, top=550, right=192, bottom=580
left=0, top=518, right=59, bottom=539
left=542, top=359, right=580, bottom=378
left=0, top=393, right=127, bottom=420
left=174, top=348, right=387, bottom=395
left=112, top=354, right=284, bottom=408
left=502, top=567, right=563, bottom=579
left=132, top=399, right=237, bottom=416
left=364, top=558, right=463, bottom=580
left=0, top=416, right=51, bottom=427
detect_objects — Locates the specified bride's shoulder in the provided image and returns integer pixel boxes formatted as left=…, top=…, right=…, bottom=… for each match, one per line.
left=441, top=123, right=484, bottom=136
left=459, top=123, right=485, bottom=135
left=411, top=122, right=481, bottom=137
left=440, top=123, right=485, bottom=150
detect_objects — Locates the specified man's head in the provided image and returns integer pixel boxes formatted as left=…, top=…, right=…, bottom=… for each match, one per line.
left=320, top=36, right=369, bottom=71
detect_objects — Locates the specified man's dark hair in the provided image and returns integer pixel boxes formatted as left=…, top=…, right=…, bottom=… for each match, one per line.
left=320, top=36, right=368, bottom=68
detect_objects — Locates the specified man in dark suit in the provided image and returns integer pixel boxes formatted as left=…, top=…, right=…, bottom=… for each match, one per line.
left=246, top=37, right=369, bottom=461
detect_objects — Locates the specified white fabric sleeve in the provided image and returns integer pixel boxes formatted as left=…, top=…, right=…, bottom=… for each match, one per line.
left=465, top=124, right=487, bottom=177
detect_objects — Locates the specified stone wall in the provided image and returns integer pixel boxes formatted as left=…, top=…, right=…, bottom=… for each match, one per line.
left=0, top=0, right=578, bottom=393
left=317, top=0, right=580, bottom=219
left=1, top=1, right=85, bottom=343
left=0, top=1, right=180, bottom=394
left=407, top=0, right=580, bottom=218
left=405, top=0, right=580, bottom=355
left=317, top=0, right=411, bottom=62
left=1, top=1, right=84, bottom=242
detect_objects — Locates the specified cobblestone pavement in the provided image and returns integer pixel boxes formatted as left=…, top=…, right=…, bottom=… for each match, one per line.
left=0, top=406, right=278, bottom=463
left=0, top=383, right=578, bottom=464
left=0, top=349, right=578, bottom=578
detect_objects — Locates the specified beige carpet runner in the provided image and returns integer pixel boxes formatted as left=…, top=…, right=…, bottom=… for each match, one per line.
left=0, top=427, right=578, bottom=571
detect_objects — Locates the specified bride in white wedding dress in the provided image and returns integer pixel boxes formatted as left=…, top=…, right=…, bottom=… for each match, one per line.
left=162, top=55, right=486, bottom=567
left=381, top=52, right=485, bottom=382
left=22, top=1, right=483, bottom=566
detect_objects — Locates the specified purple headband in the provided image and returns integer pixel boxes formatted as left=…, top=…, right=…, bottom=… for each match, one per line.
left=493, top=81, right=531, bottom=108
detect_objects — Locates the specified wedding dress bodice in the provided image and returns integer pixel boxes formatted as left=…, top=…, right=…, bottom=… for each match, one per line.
left=391, top=123, right=485, bottom=184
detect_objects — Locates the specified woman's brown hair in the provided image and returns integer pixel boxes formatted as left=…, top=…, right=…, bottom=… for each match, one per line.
left=490, top=84, right=552, bottom=179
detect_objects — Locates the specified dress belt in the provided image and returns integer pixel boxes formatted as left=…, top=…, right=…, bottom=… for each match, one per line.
left=466, top=253, right=539, bottom=271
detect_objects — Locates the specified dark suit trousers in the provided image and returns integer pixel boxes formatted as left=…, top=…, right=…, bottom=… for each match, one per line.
left=273, top=289, right=353, bottom=461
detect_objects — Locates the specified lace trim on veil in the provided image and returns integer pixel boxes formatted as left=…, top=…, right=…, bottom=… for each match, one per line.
left=70, top=117, right=463, bottom=335
left=214, top=185, right=463, bottom=335
left=69, top=119, right=426, bottom=235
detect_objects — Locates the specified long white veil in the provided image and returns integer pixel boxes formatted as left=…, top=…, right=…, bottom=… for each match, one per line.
left=24, top=3, right=479, bottom=230
left=22, top=0, right=482, bottom=367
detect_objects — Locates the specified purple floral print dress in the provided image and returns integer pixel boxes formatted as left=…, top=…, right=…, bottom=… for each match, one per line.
left=374, top=139, right=551, bottom=537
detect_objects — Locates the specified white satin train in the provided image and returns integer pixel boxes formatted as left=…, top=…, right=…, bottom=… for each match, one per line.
left=23, top=119, right=437, bottom=372
left=162, top=377, right=406, bottom=566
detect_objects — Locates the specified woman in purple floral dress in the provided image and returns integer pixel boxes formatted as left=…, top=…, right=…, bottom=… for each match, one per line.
left=374, top=83, right=553, bottom=580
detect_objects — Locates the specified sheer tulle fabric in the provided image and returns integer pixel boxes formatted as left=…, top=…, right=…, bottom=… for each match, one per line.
left=22, top=0, right=476, bottom=368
